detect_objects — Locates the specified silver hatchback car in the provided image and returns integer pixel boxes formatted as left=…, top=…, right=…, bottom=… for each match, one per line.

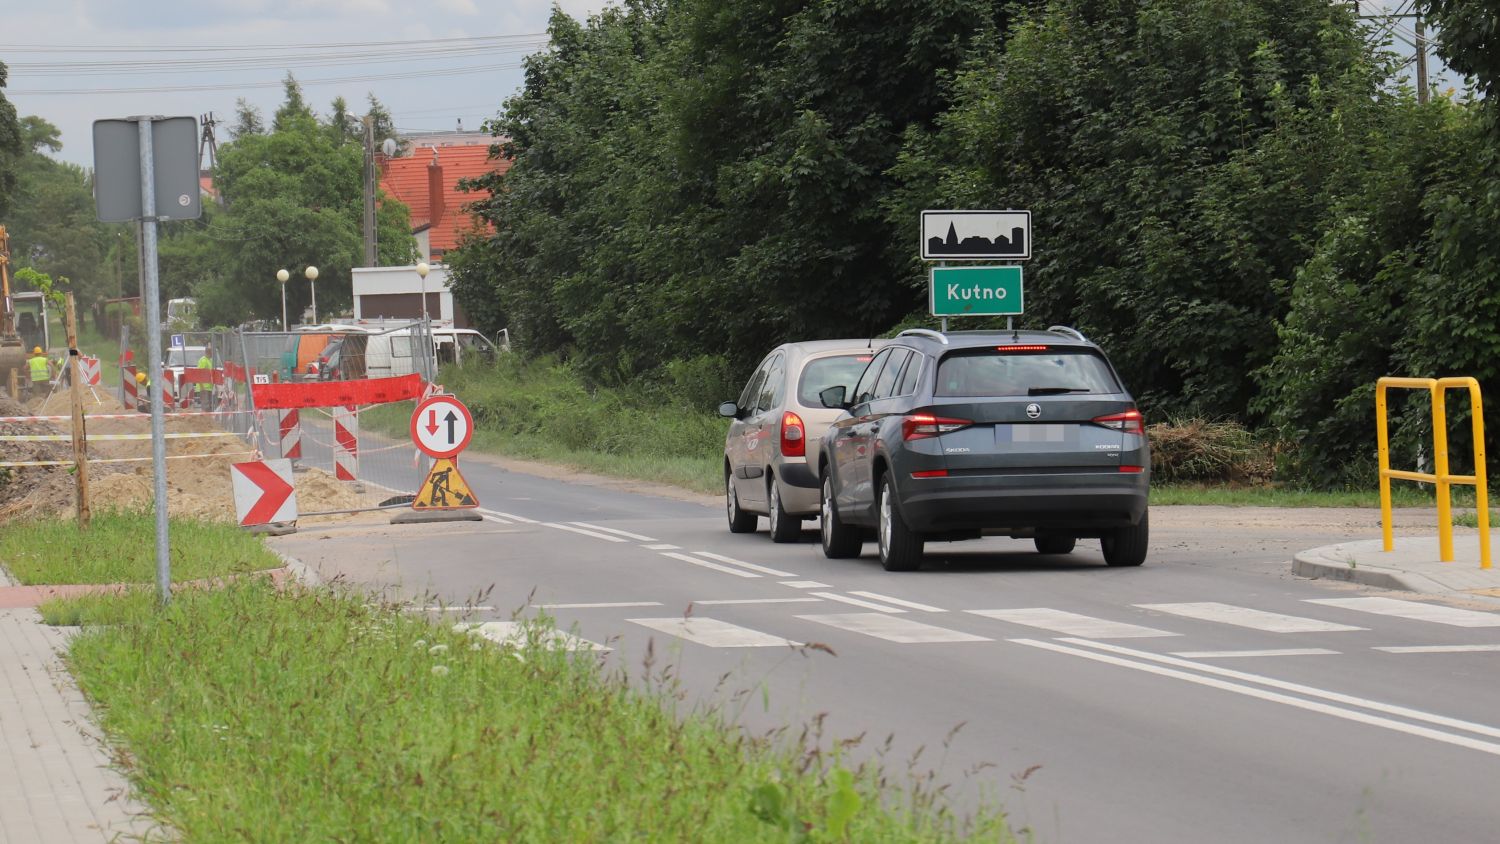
left=720, top=340, right=888, bottom=541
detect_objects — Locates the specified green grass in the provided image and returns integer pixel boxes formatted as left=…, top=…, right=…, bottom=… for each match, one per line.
left=56, top=579, right=1016, bottom=842
left=1148, top=483, right=1448, bottom=508
left=0, top=511, right=282, bottom=585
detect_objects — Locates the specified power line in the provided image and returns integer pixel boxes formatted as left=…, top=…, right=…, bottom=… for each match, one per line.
left=6, top=62, right=526, bottom=96
left=5, top=42, right=548, bottom=77
left=0, top=33, right=548, bottom=53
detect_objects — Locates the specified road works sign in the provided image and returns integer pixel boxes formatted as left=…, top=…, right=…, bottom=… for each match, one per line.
left=231, top=458, right=297, bottom=526
left=929, top=266, right=1024, bottom=317
left=410, top=395, right=473, bottom=459
left=413, top=457, right=479, bottom=510
left=921, top=210, right=1031, bottom=261
left=77, top=356, right=101, bottom=386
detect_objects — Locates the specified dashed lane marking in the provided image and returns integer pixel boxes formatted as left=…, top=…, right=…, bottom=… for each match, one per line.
left=534, top=602, right=664, bottom=609
left=644, top=544, right=680, bottom=551
left=570, top=522, right=657, bottom=542
left=481, top=509, right=538, bottom=524
left=781, top=581, right=831, bottom=589
left=1170, top=648, right=1341, bottom=659
left=401, top=606, right=496, bottom=613
left=798, top=613, right=991, bottom=644
left=1307, top=597, right=1500, bottom=628
left=543, top=523, right=629, bottom=543
left=848, top=591, right=945, bottom=613
left=661, top=552, right=759, bottom=579
left=692, top=551, right=797, bottom=578
left=810, top=592, right=905, bottom=613
left=967, top=608, right=1177, bottom=639
left=1374, top=644, right=1500, bottom=654
left=692, top=597, right=823, bottom=605
left=628, top=617, right=799, bottom=648
left=1138, top=602, right=1365, bottom=633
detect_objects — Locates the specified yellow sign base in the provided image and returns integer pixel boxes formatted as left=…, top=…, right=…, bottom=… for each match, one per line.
left=413, top=457, right=479, bottom=509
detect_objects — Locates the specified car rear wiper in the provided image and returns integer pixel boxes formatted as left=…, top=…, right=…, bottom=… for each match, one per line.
left=1027, top=386, right=1091, bottom=395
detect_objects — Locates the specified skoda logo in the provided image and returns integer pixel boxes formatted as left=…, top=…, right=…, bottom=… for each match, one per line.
left=1025, top=403, right=1042, bottom=419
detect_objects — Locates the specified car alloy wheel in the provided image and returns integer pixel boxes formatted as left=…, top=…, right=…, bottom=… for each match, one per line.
left=726, top=471, right=756, bottom=534
left=879, top=492, right=892, bottom=557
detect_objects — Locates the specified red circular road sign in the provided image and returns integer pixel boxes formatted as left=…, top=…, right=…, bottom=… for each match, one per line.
left=410, top=395, right=474, bottom=459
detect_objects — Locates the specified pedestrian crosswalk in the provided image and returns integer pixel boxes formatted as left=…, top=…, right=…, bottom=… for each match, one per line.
left=607, top=596, right=1500, bottom=655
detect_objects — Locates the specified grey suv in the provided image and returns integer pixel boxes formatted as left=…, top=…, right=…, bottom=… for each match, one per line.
left=720, top=340, right=888, bottom=541
left=816, top=327, right=1149, bottom=571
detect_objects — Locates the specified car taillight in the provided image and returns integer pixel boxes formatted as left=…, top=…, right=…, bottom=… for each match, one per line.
left=1092, top=409, right=1145, bottom=435
left=911, top=469, right=949, bottom=479
left=780, top=411, right=806, bottom=457
left=903, top=413, right=973, bottom=440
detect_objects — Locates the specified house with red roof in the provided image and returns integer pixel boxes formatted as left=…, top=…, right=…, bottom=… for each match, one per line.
left=378, top=131, right=507, bottom=262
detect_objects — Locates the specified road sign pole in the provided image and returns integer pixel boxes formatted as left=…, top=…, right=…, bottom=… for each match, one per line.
left=138, top=117, right=172, bottom=605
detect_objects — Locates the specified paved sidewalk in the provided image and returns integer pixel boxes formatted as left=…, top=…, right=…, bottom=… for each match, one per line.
left=1295, top=529, right=1500, bottom=597
left=0, top=568, right=152, bottom=842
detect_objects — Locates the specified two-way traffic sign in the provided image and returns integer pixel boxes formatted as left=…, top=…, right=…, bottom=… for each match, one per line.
left=410, top=395, right=473, bottom=459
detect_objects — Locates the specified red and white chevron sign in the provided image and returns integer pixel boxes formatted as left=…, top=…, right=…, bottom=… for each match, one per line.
left=231, top=458, right=297, bottom=526
left=77, top=355, right=101, bottom=386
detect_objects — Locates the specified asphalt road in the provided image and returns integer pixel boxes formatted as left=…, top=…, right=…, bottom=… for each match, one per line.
left=273, top=444, right=1500, bottom=844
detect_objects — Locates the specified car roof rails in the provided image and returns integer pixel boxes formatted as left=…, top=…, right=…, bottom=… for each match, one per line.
left=1047, top=325, right=1088, bottom=343
left=896, top=328, right=949, bottom=345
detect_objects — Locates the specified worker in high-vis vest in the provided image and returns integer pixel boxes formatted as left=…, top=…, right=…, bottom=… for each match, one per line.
left=134, top=370, right=152, bottom=412
left=26, top=347, right=50, bottom=398
left=196, top=343, right=215, bottom=410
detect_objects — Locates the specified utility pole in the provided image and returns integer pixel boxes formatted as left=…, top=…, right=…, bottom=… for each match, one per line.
left=362, top=115, right=377, bottom=267
left=1415, top=12, right=1429, bottom=105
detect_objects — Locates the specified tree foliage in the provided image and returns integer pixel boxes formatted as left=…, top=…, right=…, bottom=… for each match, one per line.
left=0, top=61, right=24, bottom=222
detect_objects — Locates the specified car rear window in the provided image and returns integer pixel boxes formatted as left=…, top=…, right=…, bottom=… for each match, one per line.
left=935, top=348, right=1122, bottom=397
left=798, top=353, right=875, bottom=406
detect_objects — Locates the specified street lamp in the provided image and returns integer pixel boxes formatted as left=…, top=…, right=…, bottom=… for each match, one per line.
left=415, top=262, right=430, bottom=324
left=305, top=266, right=319, bottom=324
left=276, top=268, right=290, bottom=331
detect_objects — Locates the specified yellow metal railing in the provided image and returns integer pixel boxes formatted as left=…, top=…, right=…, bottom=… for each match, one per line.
left=1376, top=376, right=1490, bottom=568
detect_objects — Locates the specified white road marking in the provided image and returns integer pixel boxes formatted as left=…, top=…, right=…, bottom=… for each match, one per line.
left=534, top=602, right=663, bottom=609
left=543, top=522, right=629, bottom=543
left=629, top=617, right=798, bottom=648
left=1307, top=597, right=1500, bottom=628
left=967, top=608, right=1177, bottom=638
left=482, top=509, right=538, bottom=524
left=799, top=613, right=991, bottom=643
left=811, top=592, right=906, bottom=613
left=692, top=597, right=823, bottom=605
left=692, top=551, right=797, bottom=578
left=848, top=591, right=945, bottom=613
left=644, top=544, right=680, bottom=551
left=1060, top=638, right=1500, bottom=740
left=1137, top=602, right=1365, bottom=633
left=1171, top=648, right=1340, bottom=659
left=401, top=606, right=496, bottom=613
left=661, top=552, right=760, bottom=578
left=1015, top=638, right=1500, bottom=757
left=781, top=580, right=831, bottom=589
left=1375, top=644, right=1500, bottom=654
left=479, top=514, right=513, bottom=525
left=466, top=621, right=608, bottom=651
left=570, top=522, right=657, bottom=542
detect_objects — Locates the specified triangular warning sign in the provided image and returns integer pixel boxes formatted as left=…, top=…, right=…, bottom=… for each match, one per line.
left=413, top=458, right=479, bottom=509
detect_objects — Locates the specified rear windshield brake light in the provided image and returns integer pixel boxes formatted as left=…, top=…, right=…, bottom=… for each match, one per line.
left=995, top=345, right=1050, bottom=352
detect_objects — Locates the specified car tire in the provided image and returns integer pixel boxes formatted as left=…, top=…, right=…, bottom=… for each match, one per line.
left=1102, top=509, right=1149, bottom=567
left=820, top=473, right=862, bottom=559
left=1034, top=535, right=1076, bottom=555
left=768, top=479, right=800, bottom=543
left=726, top=470, right=757, bottom=534
left=877, top=474, right=924, bottom=572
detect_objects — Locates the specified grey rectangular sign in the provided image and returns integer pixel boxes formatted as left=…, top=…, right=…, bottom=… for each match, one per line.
left=93, top=117, right=202, bottom=223
left=921, top=209, right=1031, bottom=261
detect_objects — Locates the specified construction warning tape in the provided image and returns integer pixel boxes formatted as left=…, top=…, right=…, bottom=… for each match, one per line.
left=0, top=451, right=257, bottom=468
left=0, top=410, right=255, bottom=423
left=0, top=431, right=246, bottom=442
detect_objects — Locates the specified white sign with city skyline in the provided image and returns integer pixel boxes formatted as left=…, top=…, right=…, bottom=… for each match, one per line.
left=921, top=210, right=1031, bottom=261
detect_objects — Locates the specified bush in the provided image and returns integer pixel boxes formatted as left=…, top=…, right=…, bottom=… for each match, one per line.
left=1148, top=419, right=1275, bottom=485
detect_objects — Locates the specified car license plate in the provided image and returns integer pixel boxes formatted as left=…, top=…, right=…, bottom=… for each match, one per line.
left=997, top=424, right=1068, bottom=444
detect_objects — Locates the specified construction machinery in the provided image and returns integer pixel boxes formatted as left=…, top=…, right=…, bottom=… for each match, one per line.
left=0, top=225, right=27, bottom=377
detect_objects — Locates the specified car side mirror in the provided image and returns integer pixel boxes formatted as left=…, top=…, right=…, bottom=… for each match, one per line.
left=819, top=385, right=849, bottom=409
left=718, top=401, right=740, bottom=419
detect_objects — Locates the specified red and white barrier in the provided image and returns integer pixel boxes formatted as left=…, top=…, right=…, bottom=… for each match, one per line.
left=122, top=365, right=138, bottom=409
left=334, top=405, right=358, bottom=481
left=278, top=408, right=302, bottom=460
left=78, top=355, right=101, bottom=386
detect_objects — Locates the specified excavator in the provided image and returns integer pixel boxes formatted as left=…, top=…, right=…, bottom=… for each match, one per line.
left=0, top=225, right=26, bottom=378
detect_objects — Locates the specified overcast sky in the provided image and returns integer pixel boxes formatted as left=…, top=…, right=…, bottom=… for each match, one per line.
left=0, top=0, right=1460, bottom=171
left=1, top=0, right=609, bottom=168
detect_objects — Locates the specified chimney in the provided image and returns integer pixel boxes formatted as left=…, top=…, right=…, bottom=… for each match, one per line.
left=427, top=150, right=445, bottom=228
